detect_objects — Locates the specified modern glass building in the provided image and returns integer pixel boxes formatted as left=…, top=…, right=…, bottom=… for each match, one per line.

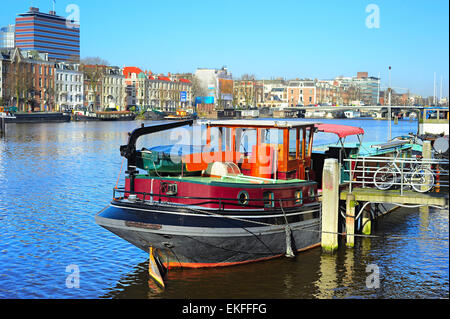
left=0, top=25, right=15, bottom=49
left=15, top=7, right=80, bottom=62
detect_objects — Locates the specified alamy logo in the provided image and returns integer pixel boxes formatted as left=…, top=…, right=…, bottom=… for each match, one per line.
left=366, top=264, right=380, bottom=289
left=66, top=264, right=80, bottom=289
left=366, top=4, right=380, bottom=29
left=65, top=4, right=80, bottom=29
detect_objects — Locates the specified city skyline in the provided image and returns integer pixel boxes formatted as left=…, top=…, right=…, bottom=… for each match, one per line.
left=1, top=0, right=448, bottom=98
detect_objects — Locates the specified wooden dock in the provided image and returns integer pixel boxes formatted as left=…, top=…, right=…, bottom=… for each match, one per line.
left=340, top=187, right=448, bottom=207
left=321, top=155, right=449, bottom=252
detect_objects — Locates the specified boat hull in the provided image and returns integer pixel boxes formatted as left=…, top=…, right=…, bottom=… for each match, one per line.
left=5, top=112, right=71, bottom=123
left=95, top=201, right=321, bottom=268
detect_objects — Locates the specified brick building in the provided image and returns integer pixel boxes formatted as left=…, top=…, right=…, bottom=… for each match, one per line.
left=2, top=47, right=55, bottom=112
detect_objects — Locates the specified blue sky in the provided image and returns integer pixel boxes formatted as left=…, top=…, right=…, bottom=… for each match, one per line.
left=2, top=0, right=449, bottom=97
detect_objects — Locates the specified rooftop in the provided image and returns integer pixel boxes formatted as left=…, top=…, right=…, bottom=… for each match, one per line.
left=204, top=119, right=318, bottom=129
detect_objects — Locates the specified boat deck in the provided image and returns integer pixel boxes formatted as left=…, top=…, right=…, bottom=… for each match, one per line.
left=135, top=174, right=311, bottom=186
left=312, top=141, right=422, bottom=157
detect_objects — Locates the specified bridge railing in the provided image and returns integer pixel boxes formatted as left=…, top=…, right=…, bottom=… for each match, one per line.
left=342, top=156, right=449, bottom=195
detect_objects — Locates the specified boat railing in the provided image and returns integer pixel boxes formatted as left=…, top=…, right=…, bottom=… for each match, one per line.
left=112, top=187, right=321, bottom=210
left=343, top=155, right=449, bottom=195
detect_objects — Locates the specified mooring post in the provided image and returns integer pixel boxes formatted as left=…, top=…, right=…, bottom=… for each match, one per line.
left=0, top=116, right=5, bottom=136
left=345, top=193, right=356, bottom=248
left=321, top=158, right=340, bottom=253
left=361, top=208, right=372, bottom=235
left=420, top=141, right=432, bottom=213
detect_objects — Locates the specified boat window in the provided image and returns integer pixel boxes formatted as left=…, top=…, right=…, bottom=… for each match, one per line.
left=263, top=128, right=282, bottom=145
left=295, top=190, right=303, bottom=205
left=239, top=129, right=257, bottom=155
left=263, top=192, right=274, bottom=208
left=426, top=110, right=437, bottom=119
left=305, top=128, right=311, bottom=156
left=308, top=187, right=315, bottom=200
left=238, top=190, right=249, bottom=206
left=289, top=129, right=298, bottom=156
left=439, top=111, right=448, bottom=120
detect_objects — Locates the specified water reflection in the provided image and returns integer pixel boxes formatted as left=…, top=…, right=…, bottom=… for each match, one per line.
left=315, top=253, right=338, bottom=298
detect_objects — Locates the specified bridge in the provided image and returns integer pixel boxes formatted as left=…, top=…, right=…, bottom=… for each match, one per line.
left=300, top=105, right=429, bottom=118
left=321, top=141, right=449, bottom=252
left=302, top=105, right=424, bottom=111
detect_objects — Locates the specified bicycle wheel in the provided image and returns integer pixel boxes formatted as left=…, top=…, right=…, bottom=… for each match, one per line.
left=373, top=167, right=396, bottom=190
left=411, top=168, right=435, bottom=193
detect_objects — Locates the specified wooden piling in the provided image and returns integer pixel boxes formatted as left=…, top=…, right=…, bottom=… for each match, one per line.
left=362, top=210, right=372, bottom=235
left=345, top=193, right=356, bottom=247
left=0, top=117, right=5, bottom=135
left=420, top=141, right=432, bottom=213
left=321, top=158, right=340, bottom=253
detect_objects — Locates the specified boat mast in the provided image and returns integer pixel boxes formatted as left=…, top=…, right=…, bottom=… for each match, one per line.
left=434, top=72, right=436, bottom=105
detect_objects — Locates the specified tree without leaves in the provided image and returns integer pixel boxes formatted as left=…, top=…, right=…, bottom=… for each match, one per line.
left=191, top=76, right=208, bottom=99
left=7, top=60, right=34, bottom=111
left=240, top=74, right=256, bottom=81
left=80, top=64, right=104, bottom=111
left=80, top=56, right=109, bottom=66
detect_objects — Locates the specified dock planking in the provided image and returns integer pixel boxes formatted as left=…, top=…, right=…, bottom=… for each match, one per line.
left=340, top=187, right=448, bottom=207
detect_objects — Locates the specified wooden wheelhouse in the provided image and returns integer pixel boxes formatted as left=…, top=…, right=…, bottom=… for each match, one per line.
left=198, top=120, right=317, bottom=181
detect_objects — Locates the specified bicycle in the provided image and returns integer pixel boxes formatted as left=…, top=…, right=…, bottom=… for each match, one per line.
left=373, top=149, right=435, bottom=193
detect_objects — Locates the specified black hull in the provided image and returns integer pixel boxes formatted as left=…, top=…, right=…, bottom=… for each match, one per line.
left=5, top=113, right=71, bottom=123
left=95, top=200, right=321, bottom=268
left=72, top=114, right=100, bottom=121
left=98, top=116, right=136, bottom=121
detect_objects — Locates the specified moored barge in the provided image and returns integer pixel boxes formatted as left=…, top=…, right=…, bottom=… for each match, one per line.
left=96, top=120, right=322, bottom=270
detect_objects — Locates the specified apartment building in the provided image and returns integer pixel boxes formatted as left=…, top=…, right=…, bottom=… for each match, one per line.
left=81, top=64, right=106, bottom=112
left=123, top=67, right=192, bottom=112
left=194, top=67, right=233, bottom=109
left=2, top=48, right=55, bottom=112
left=54, top=62, right=83, bottom=112
left=287, top=80, right=316, bottom=106
left=102, top=67, right=125, bottom=110
left=233, top=80, right=264, bottom=108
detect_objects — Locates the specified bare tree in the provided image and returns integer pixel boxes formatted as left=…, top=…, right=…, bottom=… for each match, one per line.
left=240, top=74, right=256, bottom=81
left=7, top=60, right=34, bottom=112
left=191, top=76, right=207, bottom=100
left=80, top=56, right=109, bottom=66
left=80, top=64, right=104, bottom=111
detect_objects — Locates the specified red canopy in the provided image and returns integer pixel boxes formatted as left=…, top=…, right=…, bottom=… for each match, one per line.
left=315, top=124, right=364, bottom=138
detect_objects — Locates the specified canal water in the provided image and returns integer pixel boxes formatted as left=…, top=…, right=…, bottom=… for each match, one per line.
left=0, top=118, right=448, bottom=299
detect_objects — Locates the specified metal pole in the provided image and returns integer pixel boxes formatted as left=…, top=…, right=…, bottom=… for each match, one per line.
left=388, top=66, right=392, bottom=141
left=377, top=72, right=380, bottom=105
left=433, top=72, right=436, bottom=105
